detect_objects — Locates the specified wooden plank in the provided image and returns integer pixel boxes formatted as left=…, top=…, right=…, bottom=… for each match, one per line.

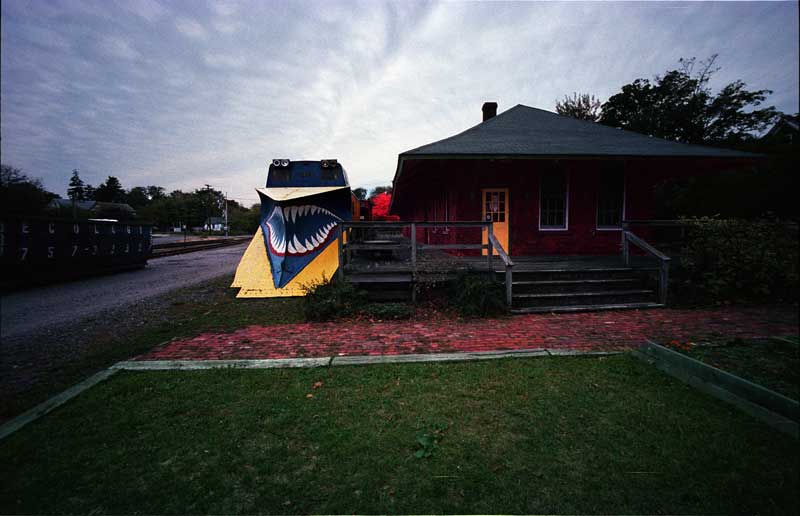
left=410, top=223, right=416, bottom=273
left=341, top=220, right=490, bottom=229
left=623, top=231, right=671, bottom=262
left=659, top=260, right=670, bottom=304
left=418, top=244, right=485, bottom=250
left=341, top=221, right=409, bottom=228
left=337, top=225, right=344, bottom=281
left=487, top=233, right=513, bottom=266
left=512, top=289, right=652, bottom=299
left=505, top=266, right=513, bottom=307
left=415, top=221, right=491, bottom=228
left=344, top=243, right=408, bottom=251
left=347, top=274, right=413, bottom=284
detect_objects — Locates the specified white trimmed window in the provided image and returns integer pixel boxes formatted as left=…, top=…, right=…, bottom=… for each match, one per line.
left=539, top=168, right=568, bottom=230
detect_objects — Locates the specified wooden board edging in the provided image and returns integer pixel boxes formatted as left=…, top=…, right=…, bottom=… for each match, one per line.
left=634, top=340, right=798, bottom=438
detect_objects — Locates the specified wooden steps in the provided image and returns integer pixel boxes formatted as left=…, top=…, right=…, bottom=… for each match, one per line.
left=507, top=267, right=660, bottom=313
left=511, top=302, right=665, bottom=314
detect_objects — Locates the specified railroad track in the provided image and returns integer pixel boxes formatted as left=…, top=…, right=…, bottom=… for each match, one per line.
left=150, top=236, right=250, bottom=257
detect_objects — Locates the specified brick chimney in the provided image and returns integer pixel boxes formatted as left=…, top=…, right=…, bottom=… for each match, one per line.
left=482, top=102, right=498, bottom=122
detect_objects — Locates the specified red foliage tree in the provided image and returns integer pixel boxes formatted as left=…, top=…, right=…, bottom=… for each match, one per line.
left=370, top=192, right=399, bottom=221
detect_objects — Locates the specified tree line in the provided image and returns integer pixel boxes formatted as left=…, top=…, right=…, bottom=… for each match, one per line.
left=1, top=167, right=261, bottom=233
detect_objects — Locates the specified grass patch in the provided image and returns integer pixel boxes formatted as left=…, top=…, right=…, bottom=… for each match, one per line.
left=2, top=355, right=797, bottom=515
left=666, top=336, right=799, bottom=400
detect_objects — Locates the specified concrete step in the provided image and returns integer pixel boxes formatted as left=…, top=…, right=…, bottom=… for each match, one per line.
left=511, top=302, right=665, bottom=314
left=512, top=278, right=641, bottom=293
left=500, top=268, right=653, bottom=282
left=512, top=289, right=656, bottom=307
left=347, top=273, right=413, bottom=284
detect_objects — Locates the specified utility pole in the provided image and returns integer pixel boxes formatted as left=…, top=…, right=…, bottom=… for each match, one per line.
left=224, top=192, right=229, bottom=237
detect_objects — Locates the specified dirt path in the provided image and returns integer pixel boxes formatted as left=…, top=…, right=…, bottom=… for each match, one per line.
left=1, top=243, right=247, bottom=340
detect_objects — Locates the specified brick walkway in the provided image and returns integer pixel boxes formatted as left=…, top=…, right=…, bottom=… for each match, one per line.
left=136, top=306, right=798, bottom=361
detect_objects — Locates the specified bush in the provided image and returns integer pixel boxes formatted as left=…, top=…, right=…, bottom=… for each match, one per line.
left=678, top=217, right=798, bottom=303
left=302, top=276, right=368, bottom=321
left=449, top=273, right=507, bottom=317
left=360, top=302, right=414, bottom=320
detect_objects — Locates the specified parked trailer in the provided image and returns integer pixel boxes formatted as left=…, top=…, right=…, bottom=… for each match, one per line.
left=0, top=217, right=152, bottom=288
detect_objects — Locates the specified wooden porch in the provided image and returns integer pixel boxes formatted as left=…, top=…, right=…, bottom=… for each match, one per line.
left=337, top=221, right=673, bottom=313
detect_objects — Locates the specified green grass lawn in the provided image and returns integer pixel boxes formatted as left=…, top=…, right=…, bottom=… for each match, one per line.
left=2, top=355, right=797, bottom=515
left=676, top=336, right=799, bottom=400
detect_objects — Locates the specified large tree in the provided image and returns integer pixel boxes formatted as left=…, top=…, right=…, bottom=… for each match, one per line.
left=125, top=186, right=151, bottom=208
left=94, top=176, right=127, bottom=203
left=1, top=164, right=60, bottom=215
left=352, top=187, right=367, bottom=200
left=555, top=92, right=602, bottom=122
left=369, top=185, right=392, bottom=197
left=67, top=169, right=86, bottom=201
left=599, top=55, right=778, bottom=144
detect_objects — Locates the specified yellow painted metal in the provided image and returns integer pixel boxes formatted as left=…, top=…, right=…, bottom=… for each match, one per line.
left=256, top=186, right=348, bottom=201
left=231, top=226, right=340, bottom=298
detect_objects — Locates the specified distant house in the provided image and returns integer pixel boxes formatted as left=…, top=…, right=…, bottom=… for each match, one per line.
left=47, top=199, right=136, bottom=221
left=203, top=217, right=226, bottom=232
left=389, top=102, right=759, bottom=255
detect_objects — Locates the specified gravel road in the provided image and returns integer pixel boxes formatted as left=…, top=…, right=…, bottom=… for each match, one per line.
left=1, top=243, right=248, bottom=340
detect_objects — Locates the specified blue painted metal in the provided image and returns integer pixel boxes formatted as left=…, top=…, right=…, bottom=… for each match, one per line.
left=265, top=160, right=349, bottom=188
left=258, top=161, right=352, bottom=288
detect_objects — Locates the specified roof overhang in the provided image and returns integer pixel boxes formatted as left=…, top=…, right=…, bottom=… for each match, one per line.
left=389, top=151, right=764, bottom=214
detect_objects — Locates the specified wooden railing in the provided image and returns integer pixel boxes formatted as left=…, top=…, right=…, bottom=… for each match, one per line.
left=488, top=233, right=514, bottom=306
left=337, top=220, right=514, bottom=307
left=621, top=230, right=671, bottom=304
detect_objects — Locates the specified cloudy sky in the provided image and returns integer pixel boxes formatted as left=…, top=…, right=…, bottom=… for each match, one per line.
left=2, top=0, right=798, bottom=206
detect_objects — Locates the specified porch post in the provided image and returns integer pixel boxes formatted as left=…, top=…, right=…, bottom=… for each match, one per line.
left=337, top=224, right=345, bottom=281
left=621, top=231, right=630, bottom=266
left=486, top=223, right=493, bottom=270
left=659, top=259, right=670, bottom=305
left=410, top=223, right=417, bottom=273
left=505, top=265, right=513, bottom=308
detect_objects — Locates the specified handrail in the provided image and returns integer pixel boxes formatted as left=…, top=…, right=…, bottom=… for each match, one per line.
left=488, top=233, right=514, bottom=307
left=487, top=233, right=514, bottom=267
left=622, top=219, right=688, bottom=227
left=623, top=231, right=671, bottom=262
left=340, top=220, right=491, bottom=228
left=337, top=220, right=515, bottom=309
left=621, top=230, right=671, bottom=304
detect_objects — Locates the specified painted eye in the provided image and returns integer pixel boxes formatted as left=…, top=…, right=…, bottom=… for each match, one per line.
left=280, top=159, right=290, bottom=167
left=272, top=159, right=281, bottom=167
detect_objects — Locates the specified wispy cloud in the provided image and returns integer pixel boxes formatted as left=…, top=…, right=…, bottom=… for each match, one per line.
left=101, top=36, right=140, bottom=60
left=175, top=17, right=208, bottom=40
left=1, top=0, right=797, bottom=205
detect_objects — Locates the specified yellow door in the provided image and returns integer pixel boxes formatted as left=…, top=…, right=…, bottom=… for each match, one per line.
left=481, top=188, right=509, bottom=255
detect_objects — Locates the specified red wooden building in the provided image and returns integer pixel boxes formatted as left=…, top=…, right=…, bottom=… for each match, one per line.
left=390, top=102, right=758, bottom=256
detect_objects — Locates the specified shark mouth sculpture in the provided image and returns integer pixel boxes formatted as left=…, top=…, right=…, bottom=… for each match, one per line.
left=264, top=204, right=339, bottom=257
left=259, top=191, right=348, bottom=289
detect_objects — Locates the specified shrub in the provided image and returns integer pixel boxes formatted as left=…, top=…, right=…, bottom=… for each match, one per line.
left=302, top=276, right=368, bottom=321
left=449, top=273, right=507, bottom=317
left=360, top=302, right=414, bottom=320
left=678, top=217, right=798, bottom=303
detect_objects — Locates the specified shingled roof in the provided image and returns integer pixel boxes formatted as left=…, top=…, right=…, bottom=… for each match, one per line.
left=400, top=104, right=756, bottom=158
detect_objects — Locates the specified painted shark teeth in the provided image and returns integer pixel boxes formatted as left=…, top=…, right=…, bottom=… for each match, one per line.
left=270, top=205, right=342, bottom=256
left=281, top=204, right=339, bottom=223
